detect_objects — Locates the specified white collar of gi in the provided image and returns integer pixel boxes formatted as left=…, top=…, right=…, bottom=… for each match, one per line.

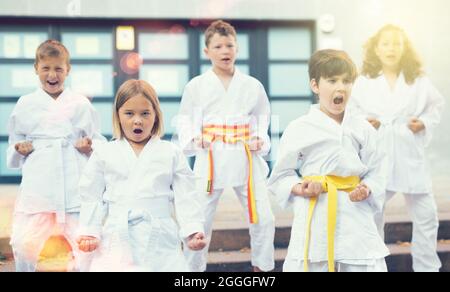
left=37, top=86, right=70, bottom=101
left=121, top=135, right=160, bottom=160
left=310, top=104, right=350, bottom=123
left=206, top=67, right=241, bottom=84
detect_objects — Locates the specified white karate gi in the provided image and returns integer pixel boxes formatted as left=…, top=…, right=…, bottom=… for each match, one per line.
left=77, top=138, right=205, bottom=272
left=350, top=74, right=445, bottom=272
left=268, top=105, right=390, bottom=272
left=177, top=69, right=275, bottom=272
left=7, top=87, right=105, bottom=272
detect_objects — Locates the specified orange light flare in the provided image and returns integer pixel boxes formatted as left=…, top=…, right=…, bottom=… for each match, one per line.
left=120, top=52, right=143, bottom=75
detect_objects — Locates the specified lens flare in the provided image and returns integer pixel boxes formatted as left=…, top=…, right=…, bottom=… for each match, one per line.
left=120, top=52, right=143, bottom=75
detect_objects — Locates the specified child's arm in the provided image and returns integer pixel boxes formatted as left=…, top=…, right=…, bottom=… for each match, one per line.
left=249, top=82, right=271, bottom=155
left=357, top=122, right=388, bottom=212
left=77, top=148, right=107, bottom=248
left=348, top=79, right=381, bottom=130
left=413, top=78, right=445, bottom=144
left=171, top=145, right=207, bottom=250
left=177, top=84, right=203, bottom=156
left=6, top=111, right=30, bottom=169
left=74, top=100, right=107, bottom=153
left=268, top=124, right=302, bottom=209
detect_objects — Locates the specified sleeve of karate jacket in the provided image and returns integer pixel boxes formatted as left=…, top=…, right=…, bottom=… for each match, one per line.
left=359, top=120, right=388, bottom=214
left=251, top=81, right=272, bottom=157
left=267, top=123, right=301, bottom=209
left=171, top=145, right=205, bottom=240
left=73, top=99, right=107, bottom=149
left=6, top=107, right=27, bottom=169
left=78, top=149, right=107, bottom=239
left=418, top=77, right=446, bottom=146
left=177, top=83, right=202, bottom=157
left=347, top=79, right=370, bottom=120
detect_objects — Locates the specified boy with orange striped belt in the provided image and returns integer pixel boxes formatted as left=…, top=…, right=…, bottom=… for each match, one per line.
left=268, top=50, right=389, bottom=272
left=177, top=20, right=275, bottom=272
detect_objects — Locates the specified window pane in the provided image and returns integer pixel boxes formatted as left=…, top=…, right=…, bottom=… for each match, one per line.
left=0, top=32, right=47, bottom=59
left=139, top=32, right=188, bottom=60
left=0, top=142, right=21, bottom=176
left=0, top=64, right=39, bottom=97
left=268, top=28, right=311, bottom=60
left=160, top=102, right=180, bottom=135
left=269, top=64, right=310, bottom=97
left=270, top=100, right=311, bottom=133
left=0, top=103, right=15, bottom=136
left=66, top=64, right=114, bottom=98
left=139, top=65, right=188, bottom=97
left=92, top=102, right=113, bottom=136
left=200, top=33, right=249, bottom=60
left=61, top=32, right=113, bottom=59
left=200, top=64, right=249, bottom=75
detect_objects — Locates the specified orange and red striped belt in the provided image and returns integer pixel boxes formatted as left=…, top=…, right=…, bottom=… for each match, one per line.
left=202, top=124, right=258, bottom=224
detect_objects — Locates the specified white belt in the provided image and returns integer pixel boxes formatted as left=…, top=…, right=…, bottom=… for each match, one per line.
left=105, top=197, right=172, bottom=270
left=108, top=197, right=171, bottom=243
left=26, top=136, right=74, bottom=224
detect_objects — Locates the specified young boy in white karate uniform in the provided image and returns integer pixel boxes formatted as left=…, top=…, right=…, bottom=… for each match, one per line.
left=77, top=80, right=207, bottom=272
left=269, top=49, right=390, bottom=272
left=349, top=25, right=445, bottom=272
left=177, top=20, right=275, bottom=272
left=6, top=40, right=105, bottom=272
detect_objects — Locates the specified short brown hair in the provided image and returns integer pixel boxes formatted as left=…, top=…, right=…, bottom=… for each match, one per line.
left=112, top=79, right=164, bottom=139
left=308, top=49, right=357, bottom=83
left=361, top=24, right=423, bottom=84
left=35, top=39, right=70, bottom=66
left=204, top=20, right=237, bottom=47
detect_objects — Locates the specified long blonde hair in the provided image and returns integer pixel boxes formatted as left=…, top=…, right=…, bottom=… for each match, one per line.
left=361, top=24, right=423, bottom=84
left=112, top=79, right=164, bottom=139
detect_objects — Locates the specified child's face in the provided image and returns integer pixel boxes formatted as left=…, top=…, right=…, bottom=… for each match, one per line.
left=118, top=94, right=156, bottom=145
left=35, top=56, right=70, bottom=98
left=204, top=33, right=238, bottom=74
left=310, top=74, right=353, bottom=122
left=375, top=30, right=404, bottom=70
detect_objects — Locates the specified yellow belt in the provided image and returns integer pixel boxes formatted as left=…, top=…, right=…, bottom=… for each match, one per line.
left=202, top=124, right=258, bottom=224
left=302, top=175, right=360, bottom=272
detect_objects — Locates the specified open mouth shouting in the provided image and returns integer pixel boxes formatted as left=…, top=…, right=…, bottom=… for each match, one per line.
left=133, top=128, right=144, bottom=135
left=221, top=57, right=232, bottom=63
left=333, top=95, right=345, bottom=105
left=46, top=80, right=60, bottom=89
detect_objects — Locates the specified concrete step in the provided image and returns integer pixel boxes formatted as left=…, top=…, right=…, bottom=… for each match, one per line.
left=2, top=242, right=449, bottom=272
left=209, top=218, right=450, bottom=252
left=206, top=242, right=450, bottom=272
left=385, top=240, right=450, bottom=272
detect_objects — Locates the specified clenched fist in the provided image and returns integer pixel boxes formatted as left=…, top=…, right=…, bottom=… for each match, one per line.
left=193, top=135, right=211, bottom=149
left=367, top=118, right=381, bottom=130
left=349, top=183, right=371, bottom=202
left=75, top=137, right=93, bottom=155
left=408, top=118, right=425, bottom=134
left=77, top=236, right=99, bottom=253
left=187, top=232, right=207, bottom=251
left=248, top=136, right=264, bottom=151
left=292, top=181, right=324, bottom=198
left=15, top=141, right=34, bottom=157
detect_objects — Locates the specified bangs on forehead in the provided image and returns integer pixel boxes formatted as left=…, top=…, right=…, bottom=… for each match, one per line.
left=321, top=58, right=356, bottom=80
